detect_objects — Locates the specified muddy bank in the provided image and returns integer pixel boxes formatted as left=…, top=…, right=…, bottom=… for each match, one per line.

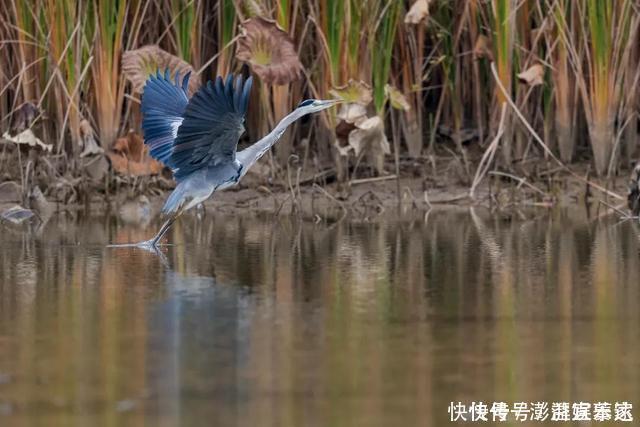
left=1, top=138, right=637, bottom=222
left=1, top=167, right=635, bottom=227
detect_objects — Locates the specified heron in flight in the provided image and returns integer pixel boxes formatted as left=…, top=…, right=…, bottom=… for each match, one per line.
left=120, top=70, right=338, bottom=248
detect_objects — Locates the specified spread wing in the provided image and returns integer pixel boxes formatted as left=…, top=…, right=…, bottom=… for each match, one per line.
left=168, top=75, right=253, bottom=181
left=141, top=69, right=190, bottom=164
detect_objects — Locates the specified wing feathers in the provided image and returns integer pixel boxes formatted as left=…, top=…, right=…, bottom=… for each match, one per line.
left=233, top=75, right=243, bottom=112
left=140, top=69, right=253, bottom=181
left=240, top=77, right=253, bottom=115
left=169, top=74, right=253, bottom=181
left=141, top=70, right=190, bottom=164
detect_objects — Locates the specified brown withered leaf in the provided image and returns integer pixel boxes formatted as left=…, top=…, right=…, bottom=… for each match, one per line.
left=329, top=80, right=373, bottom=105
left=405, top=0, right=431, bottom=25
left=335, top=120, right=356, bottom=141
left=79, top=119, right=103, bottom=157
left=336, top=103, right=368, bottom=124
left=107, top=131, right=164, bottom=176
left=122, top=45, right=199, bottom=95
left=112, top=131, right=146, bottom=162
left=347, top=115, right=390, bottom=174
left=517, top=64, right=544, bottom=87
left=108, top=153, right=164, bottom=176
left=2, top=129, right=52, bottom=152
left=385, top=84, right=411, bottom=111
left=236, top=17, right=304, bottom=85
left=473, top=35, right=493, bottom=61
left=348, top=116, right=390, bottom=157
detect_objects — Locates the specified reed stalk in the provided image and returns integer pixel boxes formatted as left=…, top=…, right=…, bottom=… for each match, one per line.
left=490, top=0, right=515, bottom=165
left=0, top=0, right=638, bottom=181
left=371, top=0, right=400, bottom=116
left=92, top=0, right=127, bottom=148
left=560, top=0, right=638, bottom=175
left=45, top=0, right=92, bottom=153
left=397, top=21, right=423, bottom=158
left=211, top=0, right=235, bottom=82
left=550, top=0, right=577, bottom=163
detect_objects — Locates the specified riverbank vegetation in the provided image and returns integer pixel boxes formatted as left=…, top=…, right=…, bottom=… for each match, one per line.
left=0, top=0, right=639, bottom=209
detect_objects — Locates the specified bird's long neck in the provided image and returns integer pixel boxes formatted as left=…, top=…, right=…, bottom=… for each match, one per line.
left=237, top=110, right=301, bottom=173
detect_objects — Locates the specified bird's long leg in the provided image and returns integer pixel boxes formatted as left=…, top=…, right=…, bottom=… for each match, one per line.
left=107, top=210, right=181, bottom=249
left=147, top=216, right=176, bottom=247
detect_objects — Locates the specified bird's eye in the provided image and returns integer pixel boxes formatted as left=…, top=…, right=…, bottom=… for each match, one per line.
left=298, top=99, right=314, bottom=108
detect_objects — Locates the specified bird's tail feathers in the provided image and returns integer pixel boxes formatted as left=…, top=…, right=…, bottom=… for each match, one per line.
left=161, top=186, right=187, bottom=217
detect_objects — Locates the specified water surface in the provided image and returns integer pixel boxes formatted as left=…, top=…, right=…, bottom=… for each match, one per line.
left=1, top=208, right=639, bottom=426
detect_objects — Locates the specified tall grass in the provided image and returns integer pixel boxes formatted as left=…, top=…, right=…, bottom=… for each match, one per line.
left=1, top=0, right=639, bottom=184
left=397, top=6, right=424, bottom=158
left=45, top=0, right=91, bottom=153
left=490, top=0, right=515, bottom=165
left=582, top=0, right=637, bottom=175
left=554, top=0, right=639, bottom=175
left=550, top=0, right=577, bottom=163
left=215, top=0, right=235, bottom=76
left=372, top=1, right=401, bottom=115
left=92, top=0, right=127, bottom=148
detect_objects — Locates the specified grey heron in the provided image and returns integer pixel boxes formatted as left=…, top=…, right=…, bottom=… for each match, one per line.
left=117, top=70, right=339, bottom=248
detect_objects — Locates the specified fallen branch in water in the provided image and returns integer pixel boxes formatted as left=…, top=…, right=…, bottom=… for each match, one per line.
left=350, top=175, right=397, bottom=185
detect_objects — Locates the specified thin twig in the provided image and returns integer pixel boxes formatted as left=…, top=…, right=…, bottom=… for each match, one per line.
left=350, top=175, right=397, bottom=185
left=489, top=171, right=550, bottom=199
left=490, top=62, right=624, bottom=201
left=312, top=183, right=347, bottom=212
left=598, top=199, right=631, bottom=218
left=470, top=102, right=507, bottom=198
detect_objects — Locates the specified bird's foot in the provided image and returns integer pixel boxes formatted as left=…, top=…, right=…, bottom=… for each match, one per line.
left=106, top=239, right=170, bottom=249
left=106, top=239, right=171, bottom=267
left=107, top=217, right=176, bottom=250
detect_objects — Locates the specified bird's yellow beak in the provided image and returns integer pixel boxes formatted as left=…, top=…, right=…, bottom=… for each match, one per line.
left=317, top=99, right=343, bottom=109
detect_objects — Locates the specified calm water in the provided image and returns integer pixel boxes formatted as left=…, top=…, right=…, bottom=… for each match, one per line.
left=1, top=207, right=639, bottom=426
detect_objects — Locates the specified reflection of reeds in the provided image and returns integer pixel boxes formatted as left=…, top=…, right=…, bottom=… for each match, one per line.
left=4, top=211, right=640, bottom=424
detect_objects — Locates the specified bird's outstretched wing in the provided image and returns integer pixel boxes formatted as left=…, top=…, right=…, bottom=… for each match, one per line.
left=169, top=75, right=253, bottom=181
left=141, top=69, right=191, bottom=164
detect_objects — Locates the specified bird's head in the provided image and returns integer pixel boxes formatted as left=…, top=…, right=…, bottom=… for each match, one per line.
left=296, top=99, right=341, bottom=113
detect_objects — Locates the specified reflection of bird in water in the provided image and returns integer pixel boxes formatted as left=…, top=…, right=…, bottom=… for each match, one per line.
left=109, top=70, right=340, bottom=248
left=118, top=195, right=152, bottom=227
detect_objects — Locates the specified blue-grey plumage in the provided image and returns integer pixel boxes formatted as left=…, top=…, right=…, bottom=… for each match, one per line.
left=124, top=69, right=340, bottom=248
left=141, top=69, right=190, bottom=164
